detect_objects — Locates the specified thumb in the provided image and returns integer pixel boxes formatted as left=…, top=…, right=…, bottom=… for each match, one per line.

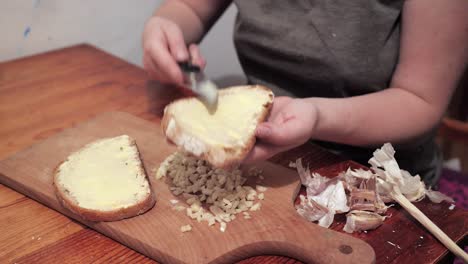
left=255, top=122, right=290, bottom=146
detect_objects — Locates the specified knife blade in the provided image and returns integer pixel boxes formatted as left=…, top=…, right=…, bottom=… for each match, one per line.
left=178, top=61, right=218, bottom=111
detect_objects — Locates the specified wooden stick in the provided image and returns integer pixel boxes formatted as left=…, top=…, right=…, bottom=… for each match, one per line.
left=392, top=191, right=468, bottom=262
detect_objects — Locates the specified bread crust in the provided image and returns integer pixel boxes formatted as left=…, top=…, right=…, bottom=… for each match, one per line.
left=53, top=137, right=156, bottom=222
left=161, top=85, right=274, bottom=169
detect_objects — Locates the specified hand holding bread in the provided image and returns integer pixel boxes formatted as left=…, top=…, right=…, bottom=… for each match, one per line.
left=162, top=85, right=274, bottom=168
left=161, top=85, right=322, bottom=168
left=244, top=97, right=318, bottom=163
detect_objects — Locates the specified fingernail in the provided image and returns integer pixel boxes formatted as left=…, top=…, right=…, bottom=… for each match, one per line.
left=176, top=51, right=187, bottom=61
left=199, top=58, right=206, bottom=68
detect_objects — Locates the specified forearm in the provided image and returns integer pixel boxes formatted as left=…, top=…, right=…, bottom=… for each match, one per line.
left=155, top=0, right=231, bottom=44
left=310, top=0, right=467, bottom=147
left=308, top=88, right=448, bottom=147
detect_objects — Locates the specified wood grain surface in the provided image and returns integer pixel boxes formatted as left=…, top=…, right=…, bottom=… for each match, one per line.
left=0, top=112, right=375, bottom=264
left=0, top=44, right=466, bottom=264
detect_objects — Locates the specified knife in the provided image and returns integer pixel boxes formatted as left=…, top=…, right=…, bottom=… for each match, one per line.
left=178, top=61, right=219, bottom=111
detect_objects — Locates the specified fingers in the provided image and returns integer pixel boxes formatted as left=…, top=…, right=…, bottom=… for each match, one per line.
left=162, top=23, right=189, bottom=62
left=245, top=115, right=299, bottom=163
left=245, top=97, right=317, bottom=164
left=268, top=96, right=294, bottom=117
left=256, top=97, right=315, bottom=146
left=189, top=44, right=206, bottom=68
left=252, top=97, right=293, bottom=144
left=142, top=17, right=189, bottom=85
left=143, top=52, right=169, bottom=82
left=255, top=113, right=301, bottom=146
left=243, top=143, right=281, bottom=164
left=149, top=41, right=185, bottom=85
left=142, top=17, right=209, bottom=87
left=143, top=53, right=158, bottom=78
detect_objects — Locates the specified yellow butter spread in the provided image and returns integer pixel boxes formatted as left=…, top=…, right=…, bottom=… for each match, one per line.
left=171, top=88, right=271, bottom=147
left=57, top=135, right=150, bottom=211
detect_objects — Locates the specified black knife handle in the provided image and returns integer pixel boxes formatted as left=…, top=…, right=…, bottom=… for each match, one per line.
left=178, top=61, right=201, bottom=73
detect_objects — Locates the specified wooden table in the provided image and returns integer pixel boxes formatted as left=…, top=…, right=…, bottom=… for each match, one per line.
left=0, top=44, right=466, bottom=264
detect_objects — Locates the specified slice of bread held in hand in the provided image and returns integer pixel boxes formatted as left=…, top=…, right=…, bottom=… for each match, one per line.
left=54, top=135, right=155, bottom=222
left=162, top=85, right=274, bottom=169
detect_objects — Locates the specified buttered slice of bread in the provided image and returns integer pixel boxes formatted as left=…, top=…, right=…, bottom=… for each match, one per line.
left=54, top=135, right=155, bottom=222
left=162, top=85, right=274, bottom=168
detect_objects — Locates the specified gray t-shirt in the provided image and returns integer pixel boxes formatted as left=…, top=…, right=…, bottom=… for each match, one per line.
left=232, top=0, right=441, bottom=185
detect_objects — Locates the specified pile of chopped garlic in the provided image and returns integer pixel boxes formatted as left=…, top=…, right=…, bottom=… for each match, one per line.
left=156, top=151, right=266, bottom=232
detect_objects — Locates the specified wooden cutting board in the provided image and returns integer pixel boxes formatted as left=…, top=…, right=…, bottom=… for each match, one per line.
left=0, top=111, right=375, bottom=264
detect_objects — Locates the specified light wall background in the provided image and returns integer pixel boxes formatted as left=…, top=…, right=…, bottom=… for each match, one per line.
left=0, top=0, right=245, bottom=84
